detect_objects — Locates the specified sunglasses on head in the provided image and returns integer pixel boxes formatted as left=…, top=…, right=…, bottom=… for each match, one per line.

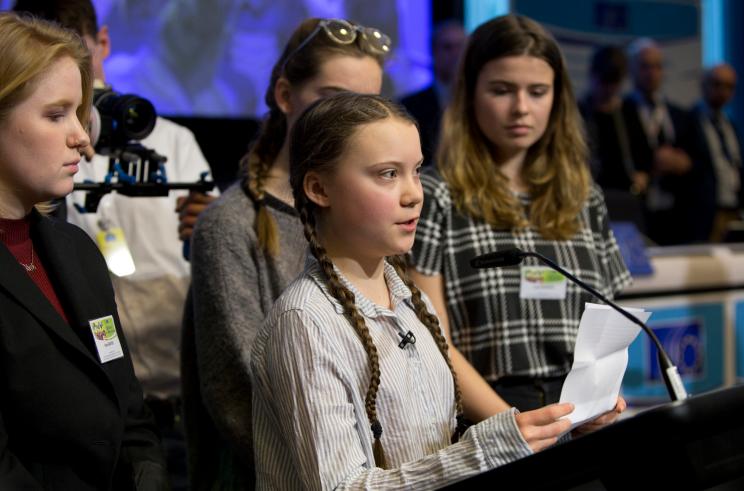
left=281, top=19, right=392, bottom=73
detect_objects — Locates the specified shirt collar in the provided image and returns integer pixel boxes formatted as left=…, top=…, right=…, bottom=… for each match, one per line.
left=305, top=254, right=413, bottom=317
left=632, top=89, right=663, bottom=108
left=697, top=99, right=727, bottom=123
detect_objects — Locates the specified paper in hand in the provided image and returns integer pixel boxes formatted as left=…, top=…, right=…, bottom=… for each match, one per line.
left=559, top=302, right=651, bottom=429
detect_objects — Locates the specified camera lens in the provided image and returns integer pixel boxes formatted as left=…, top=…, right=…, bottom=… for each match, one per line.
left=92, top=88, right=157, bottom=153
left=110, top=94, right=156, bottom=141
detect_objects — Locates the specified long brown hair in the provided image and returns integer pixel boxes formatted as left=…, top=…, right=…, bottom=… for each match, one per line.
left=243, top=18, right=386, bottom=257
left=439, top=14, right=589, bottom=239
left=289, top=92, right=467, bottom=468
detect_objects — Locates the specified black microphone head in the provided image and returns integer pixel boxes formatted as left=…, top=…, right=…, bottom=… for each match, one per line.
left=470, top=248, right=525, bottom=269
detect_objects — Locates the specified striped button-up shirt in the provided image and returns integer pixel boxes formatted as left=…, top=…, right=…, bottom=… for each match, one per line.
left=251, top=257, right=532, bottom=490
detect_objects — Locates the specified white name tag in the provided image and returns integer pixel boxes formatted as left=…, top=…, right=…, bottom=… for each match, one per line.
left=519, top=266, right=567, bottom=300
left=88, top=315, right=125, bottom=363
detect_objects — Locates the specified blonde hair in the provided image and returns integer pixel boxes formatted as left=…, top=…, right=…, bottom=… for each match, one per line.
left=439, top=15, right=589, bottom=239
left=0, top=13, right=92, bottom=129
left=0, top=13, right=93, bottom=215
left=243, top=18, right=386, bottom=257
left=290, top=92, right=468, bottom=468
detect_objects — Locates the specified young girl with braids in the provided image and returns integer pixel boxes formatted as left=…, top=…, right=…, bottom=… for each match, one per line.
left=410, top=15, right=632, bottom=412
left=182, top=18, right=389, bottom=489
left=250, top=92, right=577, bottom=490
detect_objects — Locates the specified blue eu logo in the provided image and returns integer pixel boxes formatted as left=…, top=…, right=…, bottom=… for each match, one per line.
left=647, top=321, right=703, bottom=381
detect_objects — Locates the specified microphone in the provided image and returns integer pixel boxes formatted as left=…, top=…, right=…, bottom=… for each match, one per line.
left=470, top=248, right=524, bottom=268
left=398, top=330, right=416, bottom=349
left=470, top=247, right=688, bottom=402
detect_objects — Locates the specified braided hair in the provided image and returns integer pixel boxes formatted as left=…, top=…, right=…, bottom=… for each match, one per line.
left=289, top=92, right=467, bottom=468
left=241, top=18, right=385, bottom=257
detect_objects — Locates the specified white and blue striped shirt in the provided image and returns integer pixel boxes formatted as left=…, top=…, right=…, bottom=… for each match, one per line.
left=251, top=258, right=532, bottom=490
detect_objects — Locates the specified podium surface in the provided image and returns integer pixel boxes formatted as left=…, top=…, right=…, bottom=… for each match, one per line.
left=445, top=386, right=744, bottom=490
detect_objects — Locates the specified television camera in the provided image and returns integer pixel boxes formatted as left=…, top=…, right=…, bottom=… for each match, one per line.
left=74, top=88, right=214, bottom=212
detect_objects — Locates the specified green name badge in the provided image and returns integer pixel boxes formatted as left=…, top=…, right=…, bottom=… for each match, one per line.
left=520, top=266, right=568, bottom=300
left=88, top=315, right=124, bottom=363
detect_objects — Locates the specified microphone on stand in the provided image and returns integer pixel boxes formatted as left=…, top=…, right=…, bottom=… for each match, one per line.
left=470, top=247, right=688, bottom=402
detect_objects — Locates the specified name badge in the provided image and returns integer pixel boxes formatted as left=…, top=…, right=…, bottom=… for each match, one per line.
left=96, top=224, right=135, bottom=277
left=88, top=315, right=124, bottom=363
left=519, top=266, right=567, bottom=300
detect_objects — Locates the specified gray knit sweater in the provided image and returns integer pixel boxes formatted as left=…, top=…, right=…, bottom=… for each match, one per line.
left=181, top=182, right=307, bottom=489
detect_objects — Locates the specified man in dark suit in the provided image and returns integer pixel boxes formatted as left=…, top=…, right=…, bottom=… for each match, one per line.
left=689, top=63, right=743, bottom=241
left=622, top=38, right=696, bottom=245
left=579, top=45, right=647, bottom=233
left=400, top=19, right=466, bottom=165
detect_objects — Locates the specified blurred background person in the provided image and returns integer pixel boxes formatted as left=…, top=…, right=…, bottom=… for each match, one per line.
left=689, top=63, right=742, bottom=242
left=400, top=19, right=466, bottom=166
left=622, top=37, right=697, bottom=244
left=580, top=44, right=646, bottom=233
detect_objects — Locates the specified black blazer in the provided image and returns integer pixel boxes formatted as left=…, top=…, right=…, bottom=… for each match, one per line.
left=400, top=85, right=442, bottom=166
left=0, top=211, right=166, bottom=490
left=622, top=96, right=698, bottom=244
left=621, top=95, right=694, bottom=173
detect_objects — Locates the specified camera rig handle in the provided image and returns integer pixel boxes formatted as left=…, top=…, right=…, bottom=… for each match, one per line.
left=73, top=142, right=215, bottom=213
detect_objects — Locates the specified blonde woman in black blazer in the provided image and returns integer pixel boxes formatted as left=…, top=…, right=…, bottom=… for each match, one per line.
left=0, top=14, right=166, bottom=490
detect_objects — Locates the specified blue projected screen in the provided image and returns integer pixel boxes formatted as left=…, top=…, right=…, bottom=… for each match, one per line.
left=0, top=0, right=431, bottom=117
left=95, top=0, right=431, bottom=117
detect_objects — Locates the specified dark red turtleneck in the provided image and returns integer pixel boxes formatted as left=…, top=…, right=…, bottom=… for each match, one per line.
left=0, top=215, right=69, bottom=324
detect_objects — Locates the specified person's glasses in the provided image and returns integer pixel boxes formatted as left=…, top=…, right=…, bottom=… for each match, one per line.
left=281, top=19, right=392, bottom=73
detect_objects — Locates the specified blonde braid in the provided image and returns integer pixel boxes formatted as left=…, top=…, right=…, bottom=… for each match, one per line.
left=388, top=255, right=469, bottom=442
left=299, top=206, right=388, bottom=468
left=240, top=110, right=286, bottom=257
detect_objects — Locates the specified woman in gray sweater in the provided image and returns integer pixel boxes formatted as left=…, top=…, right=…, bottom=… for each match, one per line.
left=181, top=18, right=389, bottom=490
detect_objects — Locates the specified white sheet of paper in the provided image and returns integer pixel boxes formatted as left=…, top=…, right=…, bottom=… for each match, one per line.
left=559, top=302, right=651, bottom=429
